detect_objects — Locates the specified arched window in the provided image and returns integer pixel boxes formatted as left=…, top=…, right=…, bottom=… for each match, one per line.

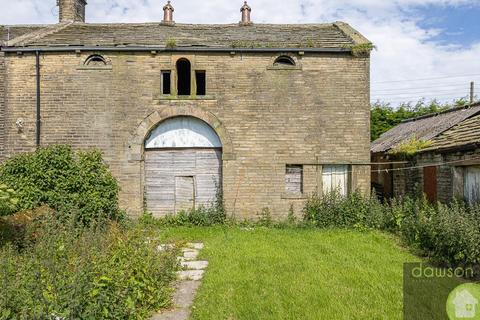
left=274, top=56, right=295, bottom=66
left=145, top=117, right=222, bottom=149
left=176, top=59, right=191, bottom=95
left=84, top=54, right=107, bottom=66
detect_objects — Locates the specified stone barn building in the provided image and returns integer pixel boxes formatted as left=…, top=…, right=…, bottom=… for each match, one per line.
left=372, top=103, right=480, bottom=204
left=0, top=0, right=371, bottom=218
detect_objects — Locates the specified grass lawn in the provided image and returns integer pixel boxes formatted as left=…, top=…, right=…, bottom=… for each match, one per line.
left=160, top=226, right=420, bottom=320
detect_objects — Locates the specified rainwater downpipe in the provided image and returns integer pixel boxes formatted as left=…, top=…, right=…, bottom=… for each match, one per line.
left=35, top=50, right=41, bottom=148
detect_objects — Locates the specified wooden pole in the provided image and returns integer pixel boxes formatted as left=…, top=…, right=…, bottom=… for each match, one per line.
left=470, top=81, right=475, bottom=106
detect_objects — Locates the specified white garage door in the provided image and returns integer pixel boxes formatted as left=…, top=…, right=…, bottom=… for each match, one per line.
left=144, top=117, right=222, bottom=217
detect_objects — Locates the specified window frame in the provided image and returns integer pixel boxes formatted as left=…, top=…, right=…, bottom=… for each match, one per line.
left=267, top=54, right=302, bottom=71
left=321, top=164, right=352, bottom=197
left=176, top=58, right=192, bottom=96
left=195, top=70, right=206, bottom=96
left=161, top=70, right=172, bottom=95
left=285, top=164, right=304, bottom=195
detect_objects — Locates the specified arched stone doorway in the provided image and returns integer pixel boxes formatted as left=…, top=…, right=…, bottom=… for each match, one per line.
left=144, top=116, right=222, bottom=217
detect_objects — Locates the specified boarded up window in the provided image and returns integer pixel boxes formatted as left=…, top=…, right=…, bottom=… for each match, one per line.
left=423, top=166, right=437, bottom=203
left=285, top=165, right=303, bottom=194
left=322, top=165, right=350, bottom=196
left=464, top=166, right=480, bottom=204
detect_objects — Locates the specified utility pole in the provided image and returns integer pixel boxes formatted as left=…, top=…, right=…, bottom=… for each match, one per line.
left=470, top=81, right=475, bottom=106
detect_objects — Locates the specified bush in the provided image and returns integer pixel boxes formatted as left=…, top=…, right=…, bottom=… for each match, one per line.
left=0, top=213, right=178, bottom=319
left=0, top=184, right=19, bottom=216
left=144, top=190, right=226, bottom=227
left=303, top=191, right=386, bottom=230
left=0, top=145, right=121, bottom=224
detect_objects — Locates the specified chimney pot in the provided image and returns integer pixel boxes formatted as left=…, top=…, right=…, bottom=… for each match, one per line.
left=162, top=1, right=175, bottom=24
left=240, top=1, right=252, bottom=25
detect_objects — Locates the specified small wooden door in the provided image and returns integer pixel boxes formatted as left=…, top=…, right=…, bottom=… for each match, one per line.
left=175, top=176, right=195, bottom=213
left=423, top=166, right=437, bottom=203
left=464, top=167, right=480, bottom=204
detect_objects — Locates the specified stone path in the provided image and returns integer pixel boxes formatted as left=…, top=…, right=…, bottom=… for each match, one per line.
left=151, top=243, right=207, bottom=320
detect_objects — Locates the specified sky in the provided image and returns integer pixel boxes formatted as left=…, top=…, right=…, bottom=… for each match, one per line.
left=1, top=0, right=480, bottom=107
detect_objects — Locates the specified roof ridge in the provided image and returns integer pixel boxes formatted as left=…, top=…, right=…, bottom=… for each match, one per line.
left=401, top=103, right=480, bottom=124
left=48, top=22, right=337, bottom=27
left=6, top=22, right=73, bottom=47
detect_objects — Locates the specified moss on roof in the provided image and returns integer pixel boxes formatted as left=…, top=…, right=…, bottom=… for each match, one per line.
left=2, top=21, right=370, bottom=49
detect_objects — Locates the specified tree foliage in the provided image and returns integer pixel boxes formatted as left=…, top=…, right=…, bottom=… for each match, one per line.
left=370, top=98, right=469, bottom=141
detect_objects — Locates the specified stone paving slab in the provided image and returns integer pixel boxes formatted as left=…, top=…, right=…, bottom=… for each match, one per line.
left=181, top=249, right=200, bottom=260
left=180, top=260, right=208, bottom=270
left=152, top=243, right=206, bottom=320
left=177, top=270, right=205, bottom=281
left=151, top=281, right=201, bottom=320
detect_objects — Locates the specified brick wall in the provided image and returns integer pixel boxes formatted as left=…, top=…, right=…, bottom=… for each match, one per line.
left=1, top=50, right=370, bottom=218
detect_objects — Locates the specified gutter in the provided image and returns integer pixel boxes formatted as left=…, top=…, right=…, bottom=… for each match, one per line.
left=35, top=50, right=41, bottom=148
left=0, top=46, right=351, bottom=54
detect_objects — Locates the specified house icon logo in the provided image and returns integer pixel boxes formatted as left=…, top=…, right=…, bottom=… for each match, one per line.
left=447, top=284, right=480, bottom=320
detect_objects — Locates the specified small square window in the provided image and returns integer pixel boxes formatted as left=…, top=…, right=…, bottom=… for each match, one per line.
left=285, top=165, right=303, bottom=194
left=161, top=71, right=171, bottom=95
left=195, top=70, right=206, bottom=96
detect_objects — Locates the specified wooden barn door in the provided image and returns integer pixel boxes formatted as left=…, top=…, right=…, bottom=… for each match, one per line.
left=423, top=166, right=437, bottom=203
left=145, top=149, right=222, bottom=217
left=175, top=176, right=195, bottom=213
left=464, top=166, right=480, bottom=204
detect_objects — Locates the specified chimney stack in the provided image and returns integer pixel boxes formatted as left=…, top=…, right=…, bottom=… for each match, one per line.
left=57, top=0, right=87, bottom=23
left=240, top=1, right=252, bottom=25
left=162, top=1, right=175, bottom=25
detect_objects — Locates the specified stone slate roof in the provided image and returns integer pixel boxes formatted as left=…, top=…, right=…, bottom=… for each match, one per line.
left=371, top=103, right=480, bottom=154
left=0, top=25, right=47, bottom=45
left=423, top=112, right=480, bottom=152
left=1, top=21, right=369, bottom=49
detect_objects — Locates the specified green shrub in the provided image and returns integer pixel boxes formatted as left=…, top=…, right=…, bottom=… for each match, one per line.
left=0, top=213, right=178, bottom=319
left=0, top=184, right=19, bottom=216
left=395, top=199, right=480, bottom=267
left=257, top=207, right=273, bottom=227
left=145, top=190, right=226, bottom=227
left=302, top=191, right=386, bottom=230
left=0, top=145, right=121, bottom=224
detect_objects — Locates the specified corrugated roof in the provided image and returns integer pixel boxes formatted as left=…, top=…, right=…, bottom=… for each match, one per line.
left=371, top=103, right=480, bottom=153
left=423, top=113, right=480, bottom=152
left=2, top=21, right=369, bottom=49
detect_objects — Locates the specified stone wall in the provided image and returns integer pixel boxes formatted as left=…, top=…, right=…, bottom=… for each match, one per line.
left=1, top=50, right=370, bottom=218
left=392, top=148, right=480, bottom=203
left=0, top=52, right=5, bottom=161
